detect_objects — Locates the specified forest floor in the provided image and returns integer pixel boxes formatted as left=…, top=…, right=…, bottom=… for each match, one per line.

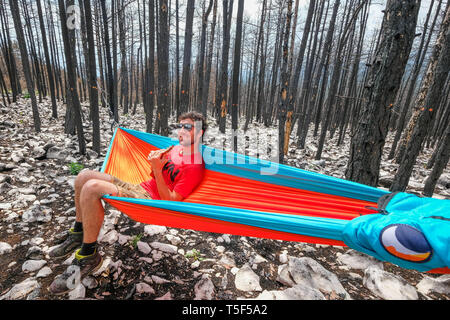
left=0, top=98, right=449, bottom=301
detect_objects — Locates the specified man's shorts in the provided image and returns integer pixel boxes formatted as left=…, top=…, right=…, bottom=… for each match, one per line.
left=110, top=176, right=152, bottom=199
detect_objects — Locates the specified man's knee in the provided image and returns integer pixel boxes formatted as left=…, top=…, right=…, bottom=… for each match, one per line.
left=75, top=169, right=102, bottom=190
left=80, top=179, right=104, bottom=199
left=80, top=179, right=118, bottom=200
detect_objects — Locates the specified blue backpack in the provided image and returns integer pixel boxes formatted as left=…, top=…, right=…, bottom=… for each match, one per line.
left=342, top=192, right=450, bottom=273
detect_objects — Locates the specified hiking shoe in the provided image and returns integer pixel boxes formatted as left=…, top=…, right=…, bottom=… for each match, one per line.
left=48, top=249, right=103, bottom=296
left=48, top=228, right=83, bottom=259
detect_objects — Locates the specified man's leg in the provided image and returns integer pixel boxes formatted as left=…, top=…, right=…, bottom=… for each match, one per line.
left=48, top=179, right=118, bottom=295
left=74, top=170, right=114, bottom=225
left=78, top=179, right=118, bottom=246
left=49, top=170, right=115, bottom=258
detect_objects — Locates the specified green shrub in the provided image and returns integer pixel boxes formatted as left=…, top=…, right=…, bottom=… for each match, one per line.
left=131, top=233, right=144, bottom=249
left=69, top=162, right=84, bottom=175
left=185, top=249, right=204, bottom=261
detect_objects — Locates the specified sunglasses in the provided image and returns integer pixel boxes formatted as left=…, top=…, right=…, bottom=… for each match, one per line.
left=175, top=123, right=194, bottom=131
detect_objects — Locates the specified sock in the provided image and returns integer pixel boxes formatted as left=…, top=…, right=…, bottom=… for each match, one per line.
left=73, top=221, right=83, bottom=233
left=79, top=241, right=97, bottom=256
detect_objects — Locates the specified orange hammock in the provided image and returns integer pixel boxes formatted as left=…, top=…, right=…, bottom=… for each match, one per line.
left=101, top=127, right=381, bottom=246
left=100, top=127, right=450, bottom=274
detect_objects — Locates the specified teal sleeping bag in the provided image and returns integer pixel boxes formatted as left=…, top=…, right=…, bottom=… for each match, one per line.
left=342, top=192, right=450, bottom=273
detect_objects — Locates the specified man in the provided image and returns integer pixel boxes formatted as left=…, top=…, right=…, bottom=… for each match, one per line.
left=48, top=111, right=207, bottom=295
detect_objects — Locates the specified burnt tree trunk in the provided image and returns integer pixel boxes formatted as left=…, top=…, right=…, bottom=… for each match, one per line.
left=278, top=0, right=293, bottom=163
left=316, top=0, right=367, bottom=160
left=58, top=0, right=86, bottom=154
left=8, top=0, right=41, bottom=132
left=216, top=0, right=233, bottom=133
left=286, top=0, right=315, bottom=148
left=345, top=0, right=420, bottom=187
left=179, top=0, right=195, bottom=117
left=36, top=0, right=58, bottom=118
left=145, top=0, right=156, bottom=133
left=157, top=0, right=170, bottom=136
left=230, top=0, right=244, bottom=152
left=0, top=0, right=21, bottom=101
left=388, top=0, right=441, bottom=160
left=423, top=124, right=450, bottom=196
left=100, top=0, right=116, bottom=122
left=390, top=4, right=450, bottom=192
left=201, top=0, right=218, bottom=118
left=196, top=0, right=213, bottom=114
left=118, top=0, right=128, bottom=114
left=82, top=0, right=100, bottom=154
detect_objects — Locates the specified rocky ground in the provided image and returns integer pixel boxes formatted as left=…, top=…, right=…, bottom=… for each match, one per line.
left=0, top=98, right=449, bottom=301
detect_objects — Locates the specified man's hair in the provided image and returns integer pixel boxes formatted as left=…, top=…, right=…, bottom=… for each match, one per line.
left=178, top=111, right=208, bottom=136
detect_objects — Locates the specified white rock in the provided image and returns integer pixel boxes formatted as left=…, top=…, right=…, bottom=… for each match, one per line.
left=68, top=283, right=86, bottom=300
left=152, top=275, right=171, bottom=284
left=348, top=272, right=363, bottom=281
left=417, top=275, right=450, bottom=296
left=22, top=205, right=52, bottom=223
left=253, top=284, right=326, bottom=300
left=100, top=230, right=119, bottom=244
left=36, top=266, right=53, bottom=278
left=152, top=250, right=164, bottom=261
left=0, top=203, right=12, bottom=210
left=136, top=282, right=155, bottom=294
left=5, top=212, right=18, bottom=222
left=17, top=194, right=37, bottom=203
left=30, top=237, right=44, bottom=246
left=17, top=187, right=35, bottom=195
left=296, top=243, right=316, bottom=253
left=194, top=275, right=215, bottom=300
left=118, top=234, right=131, bottom=245
left=22, top=259, right=47, bottom=273
left=216, top=246, right=225, bottom=253
left=222, top=234, right=231, bottom=243
left=234, top=264, right=262, bottom=292
left=138, top=257, right=154, bottom=264
left=279, top=252, right=288, bottom=264
left=92, top=257, right=111, bottom=276
left=0, top=278, right=40, bottom=300
left=137, top=241, right=152, bottom=255
left=150, top=241, right=178, bottom=254
left=276, top=264, right=295, bottom=286
left=0, top=242, right=12, bottom=255
left=337, top=249, right=383, bottom=271
left=144, top=225, right=167, bottom=236
left=82, top=276, right=98, bottom=289
left=62, top=253, right=76, bottom=265
left=47, top=146, right=69, bottom=160
left=218, top=255, right=236, bottom=268
left=155, top=291, right=173, bottom=300
left=252, top=254, right=268, bottom=264
left=165, top=234, right=181, bottom=245
left=363, top=266, right=418, bottom=300
left=287, top=256, right=351, bottom=299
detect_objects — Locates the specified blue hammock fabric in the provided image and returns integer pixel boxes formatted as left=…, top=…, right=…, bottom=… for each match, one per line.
left=343, top=192, right=450, bottom=273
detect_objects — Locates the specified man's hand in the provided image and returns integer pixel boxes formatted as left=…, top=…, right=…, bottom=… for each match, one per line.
left=148, top=145, right=173, bottom=173
left=148, top=145, right=174, bottom=161
left=149, top=155, right=168, bottom=172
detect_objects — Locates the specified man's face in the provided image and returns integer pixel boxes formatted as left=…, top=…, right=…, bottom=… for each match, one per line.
left=177, top=118, right=202, bottom=146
